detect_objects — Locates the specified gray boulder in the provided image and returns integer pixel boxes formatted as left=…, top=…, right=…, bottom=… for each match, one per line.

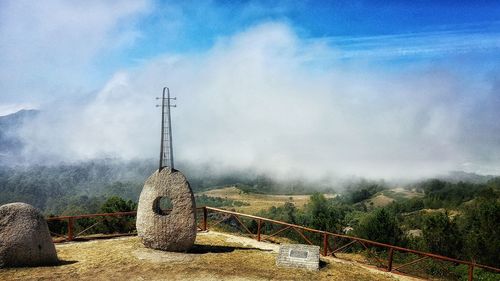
left=136, top=168, right=196, bottom=251
left=0, top=202, right=58, bottom=268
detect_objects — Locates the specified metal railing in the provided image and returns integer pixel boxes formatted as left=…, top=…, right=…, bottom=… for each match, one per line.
left=202, top=207, right=500, bottom=281
left=47, top=210, right=138, bottom=241
left=46, top=206, right=500, bottom=281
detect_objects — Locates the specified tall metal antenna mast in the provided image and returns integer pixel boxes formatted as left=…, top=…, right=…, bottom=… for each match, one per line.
left=156, top=87, right=176, bottom=171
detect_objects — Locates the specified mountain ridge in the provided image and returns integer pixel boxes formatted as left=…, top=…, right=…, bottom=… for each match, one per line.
left=0, top=109, right=40, bottom=164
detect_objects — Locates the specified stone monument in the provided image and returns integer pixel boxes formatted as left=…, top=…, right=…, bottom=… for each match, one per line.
left=276, top=244, right=320, bottom=270
left=136, top=87, right=197, bottom=251
left=136, top=168, right=196, bottom=251
left=0, top=202, right=58, bottom=268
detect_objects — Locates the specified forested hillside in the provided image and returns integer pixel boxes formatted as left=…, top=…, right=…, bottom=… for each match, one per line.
left=253, top=177, right=500, bottom=275
left=0, top=159, right=332, bottom=215
left=0, top=160, right=151, bottom=214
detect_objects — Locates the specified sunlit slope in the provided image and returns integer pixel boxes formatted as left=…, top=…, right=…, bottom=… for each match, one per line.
left=362, top=188, right=424, bottom=208
left=198, top=186, right=421, bottom=212
left=199, top=186, right=336, bottom=213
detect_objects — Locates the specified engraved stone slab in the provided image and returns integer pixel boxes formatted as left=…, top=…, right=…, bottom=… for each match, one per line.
left=276, top=244, right=320, bottom=270
left=290, top=249, right=309, bottom=259
left=136, top=168, right=196, bottom=252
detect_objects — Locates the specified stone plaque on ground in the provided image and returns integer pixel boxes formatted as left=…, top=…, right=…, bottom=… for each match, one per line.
left=276, top=244, right=320, bottom=270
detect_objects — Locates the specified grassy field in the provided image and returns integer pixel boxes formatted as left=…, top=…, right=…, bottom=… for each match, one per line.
left=0, top=231, right=418, bottom=281
left=199, top=186, right=422, bottom=213
left=362, top=188, right=423, bottom=208
left=199, top=186, right=336, bottom=213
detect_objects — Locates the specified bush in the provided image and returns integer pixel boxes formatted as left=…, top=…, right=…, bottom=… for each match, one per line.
left=459, top=197, right=500, bottom=267
left=354, top=208, right=404, bottom=246
left=421, top=212, right=462, bottom=258
left=304, top=193, right=347, bottom=233
left=344, top=182, right=385, bottom=204
left=99, top=196, right=137, bottom=234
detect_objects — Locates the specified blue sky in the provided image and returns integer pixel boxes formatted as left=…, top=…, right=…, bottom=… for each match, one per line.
left=116, top=1, right=500, bottom=67
left=2, top=0, right=500, bottom=104
left=1, top=0, right=500, bottom=179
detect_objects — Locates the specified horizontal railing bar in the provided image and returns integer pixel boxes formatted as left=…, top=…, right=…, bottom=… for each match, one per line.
left=46, top=207, right=206, bottom=221
left=46, top=211, right=137, bottom=220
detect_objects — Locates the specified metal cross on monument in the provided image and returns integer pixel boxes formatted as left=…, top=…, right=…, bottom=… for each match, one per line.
left=156, top=87, right=176, bottom=171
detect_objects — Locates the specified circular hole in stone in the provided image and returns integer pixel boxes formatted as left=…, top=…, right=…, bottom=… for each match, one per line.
left=153, top=196, right=173, bottom=216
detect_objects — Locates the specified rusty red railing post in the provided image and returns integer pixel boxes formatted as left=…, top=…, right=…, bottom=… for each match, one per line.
left=67, top=217, right=74, bottom=241
left=257, top=219, right=262, bottom=241
left=331, top=236, right=336, bottom=256
left=469, top=261, right=475, bottom=281
left=202, top=206, right=208, bottom=231
left=323, top=233, right=328, bottom=256
left=387, top=247, right=394, bottom=272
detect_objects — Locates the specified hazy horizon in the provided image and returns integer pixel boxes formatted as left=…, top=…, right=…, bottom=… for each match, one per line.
left=2, top=1, right=500, bottom=181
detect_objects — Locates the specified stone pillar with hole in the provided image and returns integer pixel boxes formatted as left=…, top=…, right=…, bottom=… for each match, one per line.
left=136, top=168, right=196, bottom=251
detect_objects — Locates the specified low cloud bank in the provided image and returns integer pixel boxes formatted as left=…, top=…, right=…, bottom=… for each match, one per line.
left=16, top=22, right=500, bottom=181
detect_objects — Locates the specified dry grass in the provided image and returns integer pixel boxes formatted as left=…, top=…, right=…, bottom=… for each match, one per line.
left=364, top=188, right=423, bottom=209
left=366, top=194, right=395, bottom=208
left=420, top=208, right=461, bottom=217
left=199, top=186, right=336, bottom=214
left=0, top=231, right=415, bottom=281
left=389, top=188, right=423, bottom=199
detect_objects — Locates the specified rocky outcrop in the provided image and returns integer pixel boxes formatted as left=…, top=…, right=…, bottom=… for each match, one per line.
left=136, top=168, right=196, bottom=251
left=0, top=202, right=58, bottom=268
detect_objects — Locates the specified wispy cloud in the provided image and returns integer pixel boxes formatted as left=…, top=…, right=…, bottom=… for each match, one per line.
left=18, top=22, right=500, bottom=180
left=2, top=1, right=500, bottom=180
left=318, top=23, right=500, bottom=59
left=0, top=0, right=151, bottom=104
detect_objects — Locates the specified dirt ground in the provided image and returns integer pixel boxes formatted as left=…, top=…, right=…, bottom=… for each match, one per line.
left=0, top=231, right=419, bottom=281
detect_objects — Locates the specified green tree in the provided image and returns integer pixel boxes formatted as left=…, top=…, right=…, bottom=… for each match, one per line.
left=459, top=197, right=500, bottom=266
left=259, top=201, right=299, bottom=224
left=99, top=196, right=137, bottom=234
left=345, top=182, right=385, bottom=204
left=100, top=196, right=137, bottom=213
left=421, top=212, right=462, bottom=258
left=305, top=193, right=346, bottom=233
left=355, top=208, right=404, bottom=246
